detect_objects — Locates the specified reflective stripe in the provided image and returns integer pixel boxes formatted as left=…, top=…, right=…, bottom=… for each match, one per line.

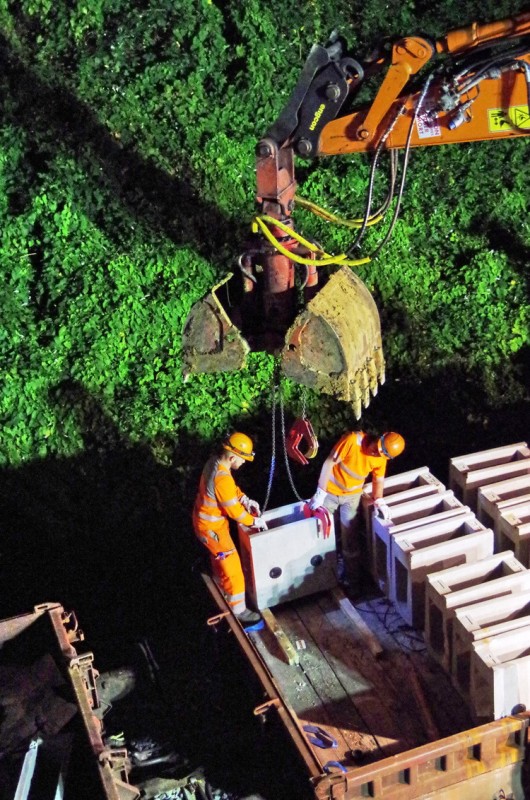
left=198, top=511, right=222, bottom=522
left=340, top=463, right=365, bottom=481
left=330, top=475, right=363, bottom=493
left=223, top=589, right=246, bottom=614
left=221, top=497, right=238, bottom=508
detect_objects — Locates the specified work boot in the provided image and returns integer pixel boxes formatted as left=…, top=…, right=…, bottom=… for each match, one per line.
left=236, top=608, right=261, bottom=626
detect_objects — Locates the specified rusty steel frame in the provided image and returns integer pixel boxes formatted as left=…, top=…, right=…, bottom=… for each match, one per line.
left=201, top=571, right=323, bottom=780
left=200, top=576, right=530, bottom=800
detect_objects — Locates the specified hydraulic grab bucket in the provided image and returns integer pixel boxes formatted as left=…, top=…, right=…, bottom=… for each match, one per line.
left=282, top=266, right=385, bottom=419
left=182, top=264, right=385, bottom=418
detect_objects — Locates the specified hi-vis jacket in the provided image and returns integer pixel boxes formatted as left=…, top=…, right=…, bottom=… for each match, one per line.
left=325, top=431, right=387, bottom=496
left=193, top=455, right=254, bottom=531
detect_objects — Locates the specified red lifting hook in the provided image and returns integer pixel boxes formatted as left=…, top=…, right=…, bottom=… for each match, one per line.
left=286, top=417, right=319, bottom=465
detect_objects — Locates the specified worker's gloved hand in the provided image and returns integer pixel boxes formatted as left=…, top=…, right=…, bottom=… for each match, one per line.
left=309, top=487, right=327, bottom=511
left=241, top=495, right=261, bottom=516
left=373, top=498, right=391, bottom=521
left=252, top=516, right=268, bottom=531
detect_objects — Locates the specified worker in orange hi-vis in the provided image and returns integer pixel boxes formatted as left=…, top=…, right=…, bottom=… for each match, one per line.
left=310, top=431, right=405, bottom=588
left=192, top=432, right=266, bottom=626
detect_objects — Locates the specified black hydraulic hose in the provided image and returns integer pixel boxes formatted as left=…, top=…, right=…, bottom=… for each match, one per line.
left=368, top=72, right=435, bottom=261
left=348, top=104, right=404, bottom=253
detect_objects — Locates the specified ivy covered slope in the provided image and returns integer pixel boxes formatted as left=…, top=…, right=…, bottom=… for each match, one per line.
left=0, top=0, right=528, bottom=472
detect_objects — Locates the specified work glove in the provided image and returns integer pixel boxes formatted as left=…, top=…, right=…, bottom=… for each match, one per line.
left=373, top=498, right=391, bottom=521
left=241, top=495, right=261, bottom=516
left=252, top=516, right=268, bottom=531
left=309, top=487, right=327, bottom=511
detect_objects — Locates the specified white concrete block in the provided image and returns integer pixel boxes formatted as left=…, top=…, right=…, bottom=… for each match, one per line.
left=477, top=474, right=530, bottom=536
left=452, top=589, right=530, bottom=694
left=425, top=552, right=528, bottom=670
left=497, top=502, right=530, bottom=567
left=362, top=467, right=445, bottom=578
left=448, top=442, right=530, bottom=510
left=471, top=626, right=530, bottom=719
left=371, top=490, right=467, bottom=593
left=390, top=514, right=494, bottom=629
left=238, top=501, right=337, bottom=609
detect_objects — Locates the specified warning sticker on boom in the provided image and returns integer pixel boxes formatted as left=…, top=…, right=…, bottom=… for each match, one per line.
left=488, top=106, right=530, bottom=132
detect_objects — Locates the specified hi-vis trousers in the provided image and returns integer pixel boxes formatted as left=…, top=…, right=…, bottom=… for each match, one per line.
left=194, top=520, right=246, bottom=614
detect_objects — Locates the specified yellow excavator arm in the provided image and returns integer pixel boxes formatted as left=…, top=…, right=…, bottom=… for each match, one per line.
left=182, top=13, right=530, bottom=418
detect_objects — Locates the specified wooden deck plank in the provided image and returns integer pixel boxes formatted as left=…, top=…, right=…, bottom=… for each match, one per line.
left=248, top=621, right=353, bottom=768
left=296, top=593, right=424, bottom=756
left=318, top=593, right=426, bottom=750
left=274, top=602, right=385, bottom=759
left=331, top=587, right=384, bottom=658
left=261, top=608, right=299, bottom=665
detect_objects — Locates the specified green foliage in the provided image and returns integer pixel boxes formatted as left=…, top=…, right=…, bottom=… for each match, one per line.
left=0, top=0, right=528, bottom=470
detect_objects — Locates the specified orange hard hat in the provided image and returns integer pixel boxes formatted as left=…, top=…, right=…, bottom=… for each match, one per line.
left=223, top=432, right=255, bottom=461
left=378, top=432, right=405, bottom=459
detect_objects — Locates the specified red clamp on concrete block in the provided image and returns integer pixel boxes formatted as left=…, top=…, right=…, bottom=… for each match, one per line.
left=303, top=503, right=332, bottom=539
left=286, top=418, right=319, bottom=465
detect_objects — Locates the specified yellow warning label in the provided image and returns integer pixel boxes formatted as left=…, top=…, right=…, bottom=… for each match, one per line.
left=488, top=106, right=530, bottom=132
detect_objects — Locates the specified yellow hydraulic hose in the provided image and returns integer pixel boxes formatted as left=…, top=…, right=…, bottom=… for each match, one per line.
left=294, top=195, right=385, bottom=228
left=252, top=214, right=371, bottom=268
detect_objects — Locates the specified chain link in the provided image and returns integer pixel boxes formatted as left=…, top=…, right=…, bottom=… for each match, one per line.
left=262, top=382, right=276, bottom=512
left=279, top=384, right=304, bottom=503
left=301, top=386, right=307, bottom=419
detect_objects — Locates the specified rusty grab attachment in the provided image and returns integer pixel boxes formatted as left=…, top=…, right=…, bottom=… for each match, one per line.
left=182, top=261, right=385, bottom=418
left=182, top=138, right=385, bottom=417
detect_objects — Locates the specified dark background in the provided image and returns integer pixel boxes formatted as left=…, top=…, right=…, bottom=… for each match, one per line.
left=0, top=377, right=528, bottom=798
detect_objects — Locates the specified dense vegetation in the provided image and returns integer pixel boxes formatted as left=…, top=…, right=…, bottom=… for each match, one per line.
left=0, top=0, right=528, bottom=505
left=0, top=5, right=528, bottom=795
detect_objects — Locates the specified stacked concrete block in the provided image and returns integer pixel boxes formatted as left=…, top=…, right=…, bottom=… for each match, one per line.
left=362, top=467, right=445, bottom=576
left=452, top=589, right=530, bottom=699
left=371, top=490, right=468, bottom=593
left=238, top=500, right=337, bottom=609
left=389, top=513, right=494, bottom=628
left=497, top=501, right=530, bottom=566
left=470, top=626, right=530, bottom=720
left=477, top=474, right=530, bottom=540
left=424, top=552, right=529, bottom=671
left=448, top=442, right=530, bottom=512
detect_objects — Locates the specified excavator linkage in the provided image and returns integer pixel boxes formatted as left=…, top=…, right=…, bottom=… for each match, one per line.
left=182, top=265, right=385, bottom=418
left=183, top=12, right=530, bottom=413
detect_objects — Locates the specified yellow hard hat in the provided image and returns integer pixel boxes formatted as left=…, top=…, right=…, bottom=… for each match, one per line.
left=378, top=432, right=405, bottom=459
left=223, top=432, right=255, bottom=461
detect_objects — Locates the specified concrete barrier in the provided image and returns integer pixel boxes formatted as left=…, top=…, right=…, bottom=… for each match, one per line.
left=471, top=626, right=530, bottom=720
left=477, top=474, right=530, bottom=538
left=448, top=442, right=530, bottom=511
left=497, top=501, right=530, bottom=566
left=371, top=490, right=467, bottom=593
left=239, top=501, right=337, bottom=609
left=424, top=552, right=529, bottom=671
left=362, top=467, right=445, bottom=580
left=390, top=514, right=493, bottom=628
left=452, top=590, right=530, bottom=698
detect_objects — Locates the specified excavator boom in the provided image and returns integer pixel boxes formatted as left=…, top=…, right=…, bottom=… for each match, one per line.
left=182, top=13, right=530, bottom=416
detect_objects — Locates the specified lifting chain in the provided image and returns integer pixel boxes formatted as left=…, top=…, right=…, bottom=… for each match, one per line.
left=279, top=387, right=304, bottom=503
left=262, top=377, right=305, bottom=511
left=261, top=381, right=277, bottom=513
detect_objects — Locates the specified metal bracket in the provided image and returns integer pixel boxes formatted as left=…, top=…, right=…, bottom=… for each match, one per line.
left=70, top=652, right=100, bottom=709
left=206, top=611, right=231, bottom=627
left=253, top=697, right=281, bottom=716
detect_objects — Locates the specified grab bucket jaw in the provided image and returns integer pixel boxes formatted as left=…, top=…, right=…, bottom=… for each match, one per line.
left=281, top=266, right=385, bottom=418
left=182, top=274, right=250, bottom=376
